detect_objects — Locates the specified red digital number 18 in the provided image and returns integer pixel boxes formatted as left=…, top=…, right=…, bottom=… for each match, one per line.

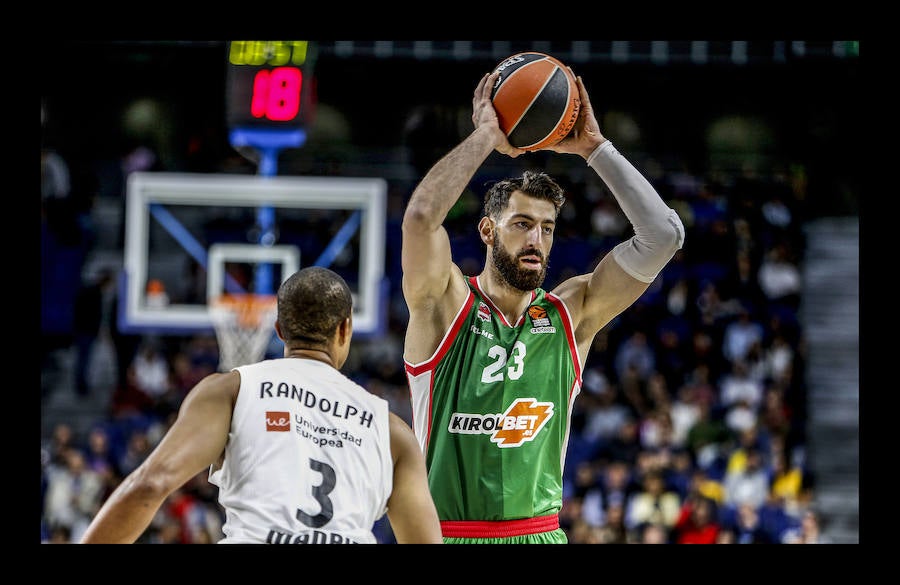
left=250, top=66, right=302, bottom=121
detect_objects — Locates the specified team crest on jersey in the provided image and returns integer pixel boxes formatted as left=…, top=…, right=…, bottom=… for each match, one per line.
left=527, top=305, right=556, bottom=334
left=447, top=397, right=554, bottom=448
left=266, top=411, right=291, bottom=432
left=477, top=301, right=491, bottom=322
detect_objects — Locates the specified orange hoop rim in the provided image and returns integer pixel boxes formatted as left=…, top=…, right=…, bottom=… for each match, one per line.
left=209, top=293, right=277, bottom=329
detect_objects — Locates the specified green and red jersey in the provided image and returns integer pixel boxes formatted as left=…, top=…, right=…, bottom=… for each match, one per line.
left=405, top=276, right=583, bottom=530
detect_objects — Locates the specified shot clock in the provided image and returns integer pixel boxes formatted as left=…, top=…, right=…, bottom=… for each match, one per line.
left=224, top=41, right=318, bottom=296
left=225, top=41, right=316, bottom=130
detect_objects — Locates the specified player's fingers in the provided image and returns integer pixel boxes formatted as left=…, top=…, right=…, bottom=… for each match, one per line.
left=475, top=72, right=488, bottom=95
left=573, top=73, right=592, bottom=112
left=484, top=72, right=499, bottom=98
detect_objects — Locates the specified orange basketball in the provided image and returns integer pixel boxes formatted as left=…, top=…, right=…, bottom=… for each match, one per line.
left=490, top=52, right=580, bottom=151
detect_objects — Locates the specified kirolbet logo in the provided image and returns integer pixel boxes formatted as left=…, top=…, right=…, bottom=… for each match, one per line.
left=448, top=398, right=554, bottom=447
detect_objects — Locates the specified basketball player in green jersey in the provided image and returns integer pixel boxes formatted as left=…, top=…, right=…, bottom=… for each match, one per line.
left=401, top=69, right=685, bottom=543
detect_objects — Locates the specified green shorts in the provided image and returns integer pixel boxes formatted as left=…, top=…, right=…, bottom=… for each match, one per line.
left=443, top=528, right=568, bottom=544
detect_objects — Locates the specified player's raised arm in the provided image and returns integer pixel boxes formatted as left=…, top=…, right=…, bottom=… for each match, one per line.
left=547, top=74, right=685, bottom=345
left=401, top=72, right=524, bottom=362
left=401, top=72, right=523, bottom=305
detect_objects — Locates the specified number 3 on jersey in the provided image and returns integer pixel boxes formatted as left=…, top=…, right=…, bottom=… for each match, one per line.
left=296, top=458, right=335, bottom=528
left=481, top=341, right=526, bottom=383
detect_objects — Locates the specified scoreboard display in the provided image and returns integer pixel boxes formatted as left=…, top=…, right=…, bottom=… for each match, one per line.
left=225, top=41, right=316, bottom=130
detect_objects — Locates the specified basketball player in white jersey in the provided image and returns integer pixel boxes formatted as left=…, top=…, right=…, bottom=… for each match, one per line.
left=80, top=266, right=443, bottom=544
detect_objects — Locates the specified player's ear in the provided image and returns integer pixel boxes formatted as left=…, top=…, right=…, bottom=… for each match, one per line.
left=478, top=216, right=495, bottom=246
left=337, top=317, right=352, bottom=346
left=274, top=320, right=286, bottom=342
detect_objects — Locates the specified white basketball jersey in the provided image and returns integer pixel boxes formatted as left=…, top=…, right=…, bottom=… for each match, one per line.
left=209, top=358, right=393, bottom=544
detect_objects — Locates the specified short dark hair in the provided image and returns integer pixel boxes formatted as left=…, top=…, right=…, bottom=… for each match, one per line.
left=276, top=266, right=352, bottom=346
left=483, top=170, right=566, bottom=220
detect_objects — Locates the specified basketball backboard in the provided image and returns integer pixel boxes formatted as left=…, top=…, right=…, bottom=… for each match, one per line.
left=120, top=171, right=387, bottom=337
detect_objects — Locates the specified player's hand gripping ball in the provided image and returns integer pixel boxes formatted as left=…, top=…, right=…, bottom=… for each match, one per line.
left=490, top=52, right=581, bottom=151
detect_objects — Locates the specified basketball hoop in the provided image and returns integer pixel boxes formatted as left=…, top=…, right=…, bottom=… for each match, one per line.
left=209, top=293, right=278, bottom=372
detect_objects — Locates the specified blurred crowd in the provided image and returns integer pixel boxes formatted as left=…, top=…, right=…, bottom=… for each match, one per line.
left=42, top=113, right=827, bottom=543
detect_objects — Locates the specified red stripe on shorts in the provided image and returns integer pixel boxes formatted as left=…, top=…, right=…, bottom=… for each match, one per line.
left=440, top=514, right=559, bottom=538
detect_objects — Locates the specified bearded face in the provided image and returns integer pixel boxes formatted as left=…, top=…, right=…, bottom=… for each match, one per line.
left=491, top=228, right=548, bottom=291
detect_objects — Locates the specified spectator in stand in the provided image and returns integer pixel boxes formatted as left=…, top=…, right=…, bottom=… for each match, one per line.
left=115, top=337, right=172, bottom=415
left=686, top=466, right=726, bottom=506
left=645, top=372, right=672, bottom=413
left=639, top=408, right=677, bottom=452
left=723, top=447, right=770, bottom=510
left=170, top=350, right=200, bottom=395
left=624, top=470, right=682, bottom=533
left=108, top=285, right=143, bottom=402
left=582, top=360, right=612, bottom=398
left=597, top=417, right=643, bottom=467
left=44, top=422, right=77, bottom=468
left=184, top=334, right=221, bottom=380
left=41, top=143, right=71, bottom=205
left=757, top=241, right=803, bottom=311
left=84, top=426, right=120, bottom=499
left=618, top=363, right=651, bottom=420
left=715, top=527, right=736, bottom=543
left=724, top=249, right=767, bottom=314
left=130, top=337, right=171, bottom=398
left=42, top=110, right=83, bottom=379
left=654, top=319, right=692, bottom=392
left=614, top=330, right=657, bottom=386
left=685, top=400, right=732, bottom=475
left=741, top=340, right=769, bottom=384
left=665, top=276, right=690, bottom=319
left=559, top=487, right=586, bottom=537
left=720, top=361, right=765, bottom=438
left=665, top=448, right=696, bottom=500
left=159, top=472, right=224, bottom=544
left=42, top=188, right=95, bottom=397
left=566, top=517, right=603, bottom=544
left=769, top=443, right=813, bottom=519
left=563, top=463, right=596, bottom=527
left=669, top=383, right=703, bottom=449
left=761, top=190, right=794, bottom=235
left=720, top=360, right=765, bottom=412
left=148, top=516, right=185, bottom=544
left=590, top=196, right=628, bottom=242
left=116, top=428, right=154, bottom=477
left=43, top=448, right=106, bottom=542
left=597, top=499, right=629, bottom=544
left=782, top=508, right=831, bottom=544
left=694, top=280, right=740, bottom=331
left=633, top=446, right=673, bottom=483
left=72, top=268, right=115, bottom=396
left=43, top=524, right=73, bottom=544
left=724, top=425, right=768, bottom=476
left=688, top=330, right=728, bottom=384
left=585, top=460, right=634, bottom=528
left=159, top=351, right=198, bottom=419
left=689, top=196, right=734, bottom=287
left=730, top=502, right=774, bottom=544
left=722, top=304, right=765, bottom=365
left=672, top=494, right=720, bottom=544
left=764, top=332, right=796, bottom=388
left=639, top=522, right=670, bottom=544
left=571, top=463, right=608, bottom=527
left=723, top=398, right=757, bottom=437
left=581, top=384, right=631, bottom=446
left=759, top=386, right=793, bottom=444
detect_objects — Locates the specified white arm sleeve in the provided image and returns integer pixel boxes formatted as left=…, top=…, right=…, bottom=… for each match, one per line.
left=587, top=141, right=685, bottom=283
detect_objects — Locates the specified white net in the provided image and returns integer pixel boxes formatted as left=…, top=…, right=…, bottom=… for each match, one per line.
left=209, top=294, right=278, bottom=372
